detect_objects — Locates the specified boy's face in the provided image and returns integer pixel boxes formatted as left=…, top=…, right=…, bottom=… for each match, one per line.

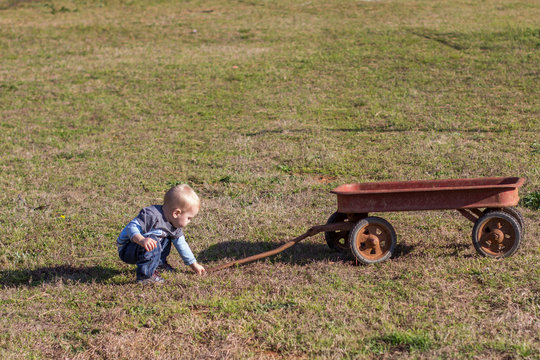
left=170, top=205, right=199, bottom=228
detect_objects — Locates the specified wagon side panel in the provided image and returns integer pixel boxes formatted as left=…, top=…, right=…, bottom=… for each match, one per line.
left=336, top=188, right=520, bottom=213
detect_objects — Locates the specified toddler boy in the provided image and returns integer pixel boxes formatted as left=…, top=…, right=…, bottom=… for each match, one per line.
left=117, top=184, right=206, bottom=284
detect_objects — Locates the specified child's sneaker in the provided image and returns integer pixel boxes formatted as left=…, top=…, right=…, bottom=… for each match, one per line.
left=156, top=261, right=177, bottom=273
left=137, top=272, right=165, bottom=284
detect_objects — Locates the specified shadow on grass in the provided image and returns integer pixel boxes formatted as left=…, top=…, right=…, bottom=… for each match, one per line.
left=441, top=242, right=476, bottom=258
left=244, top=127, right=508, bottom=137
left=328, top=127, right=509, bottom=134
left=392, top=243, right=416, bottom=259
left=0, top=265, right=122, bottom=287
left=199, top=240, right=416, bottom=265
left=199, top=240, right=349, bottom=265
left=244, top=129, right=306, bottom=137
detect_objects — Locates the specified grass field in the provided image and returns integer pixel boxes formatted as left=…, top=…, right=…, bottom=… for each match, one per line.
left=1, top=0, right=539, bottom=358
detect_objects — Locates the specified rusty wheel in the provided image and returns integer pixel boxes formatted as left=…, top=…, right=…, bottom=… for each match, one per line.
left=472, top=211, right=522, bottom=258
left=349, top=216, right=396, bottom=264
left=324, top=212, right=351, bottom=252
left=483, top=207, right=525, bottom=238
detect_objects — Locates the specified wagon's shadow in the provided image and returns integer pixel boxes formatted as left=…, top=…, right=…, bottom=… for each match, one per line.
left=0, top=265, right=122, bottom=287
left=199, top=240, right=347, bottom=265
left=392, top=243, right=416, bottom=259
left=198, top=240, right=416, bottom=265
left=442, top=242, right=475, bottom=258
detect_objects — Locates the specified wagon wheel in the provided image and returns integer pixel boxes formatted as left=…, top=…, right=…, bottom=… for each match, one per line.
left=324, top=212, right=363, bottom=252
left=483, top=207, right=525, bottom=238
left=349, top=216, right=397, bottom=264
left=472, top=211, right=522, bottom=258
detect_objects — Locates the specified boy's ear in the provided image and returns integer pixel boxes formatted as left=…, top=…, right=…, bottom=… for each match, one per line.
left=173, top=208, right=182, bottom=218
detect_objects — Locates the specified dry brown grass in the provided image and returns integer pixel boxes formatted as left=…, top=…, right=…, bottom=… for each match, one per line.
left=1, top=0, right=539, bottom=358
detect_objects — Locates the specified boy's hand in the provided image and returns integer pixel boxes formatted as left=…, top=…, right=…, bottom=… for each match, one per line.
left=141, top=237, right=158, bottom=252
left=132, top=234, right=157, bottom=252
left=190, top=262, right=206, bottom=275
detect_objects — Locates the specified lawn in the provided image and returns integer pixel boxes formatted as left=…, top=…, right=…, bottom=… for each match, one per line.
left=0, top=0, right=539, bottom=358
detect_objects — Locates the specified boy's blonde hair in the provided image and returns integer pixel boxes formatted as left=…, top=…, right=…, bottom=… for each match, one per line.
left=163, top=184, right=200, bottom=211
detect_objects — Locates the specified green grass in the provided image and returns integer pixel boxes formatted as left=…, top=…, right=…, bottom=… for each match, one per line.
left=522, top=191, right=540, bottom=210
left=1, top=0, right=539, bottom=358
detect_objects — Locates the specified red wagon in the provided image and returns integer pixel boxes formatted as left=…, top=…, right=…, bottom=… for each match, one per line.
left=325, top=177, right=526, bottom=264
left=208, top=176, right=526, bottom=273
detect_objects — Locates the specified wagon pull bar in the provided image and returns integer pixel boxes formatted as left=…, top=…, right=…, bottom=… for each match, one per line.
left=207, top=221, right=356, bottom=273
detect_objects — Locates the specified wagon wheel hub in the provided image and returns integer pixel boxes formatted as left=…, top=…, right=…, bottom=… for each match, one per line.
left=367, top=235, right=380, bottom=248
left=356, top=226, right=390, bottom=259
left=478, top=217, right=518, bottom=256
left=488, top=229, right=504, bottom=244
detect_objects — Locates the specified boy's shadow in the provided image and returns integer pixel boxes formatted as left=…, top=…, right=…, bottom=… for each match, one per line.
left=0, top=265, right=122, bottom=287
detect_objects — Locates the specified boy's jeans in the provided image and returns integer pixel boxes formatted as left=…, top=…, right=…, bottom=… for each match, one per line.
left=118, top=235, right=172, bottom=280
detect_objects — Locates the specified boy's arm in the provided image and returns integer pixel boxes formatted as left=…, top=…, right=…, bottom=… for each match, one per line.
left=172, top=236, right=205, bottom=274
left=131, top=234, right=157, bottom=252
left=126, top=219, right=157, bottom=252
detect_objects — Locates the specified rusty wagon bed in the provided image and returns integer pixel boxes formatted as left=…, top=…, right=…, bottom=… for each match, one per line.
left=331, top=177, right=524, bottom=213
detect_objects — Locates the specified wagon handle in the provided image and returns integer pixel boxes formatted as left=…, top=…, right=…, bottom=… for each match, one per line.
left=206, top=221, right=355, bottom=273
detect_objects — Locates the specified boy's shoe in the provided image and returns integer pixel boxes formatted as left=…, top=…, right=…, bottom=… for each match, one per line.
left=137, top=272, right=165, bottom=284
left=156, top=261, right=177, bottom=273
